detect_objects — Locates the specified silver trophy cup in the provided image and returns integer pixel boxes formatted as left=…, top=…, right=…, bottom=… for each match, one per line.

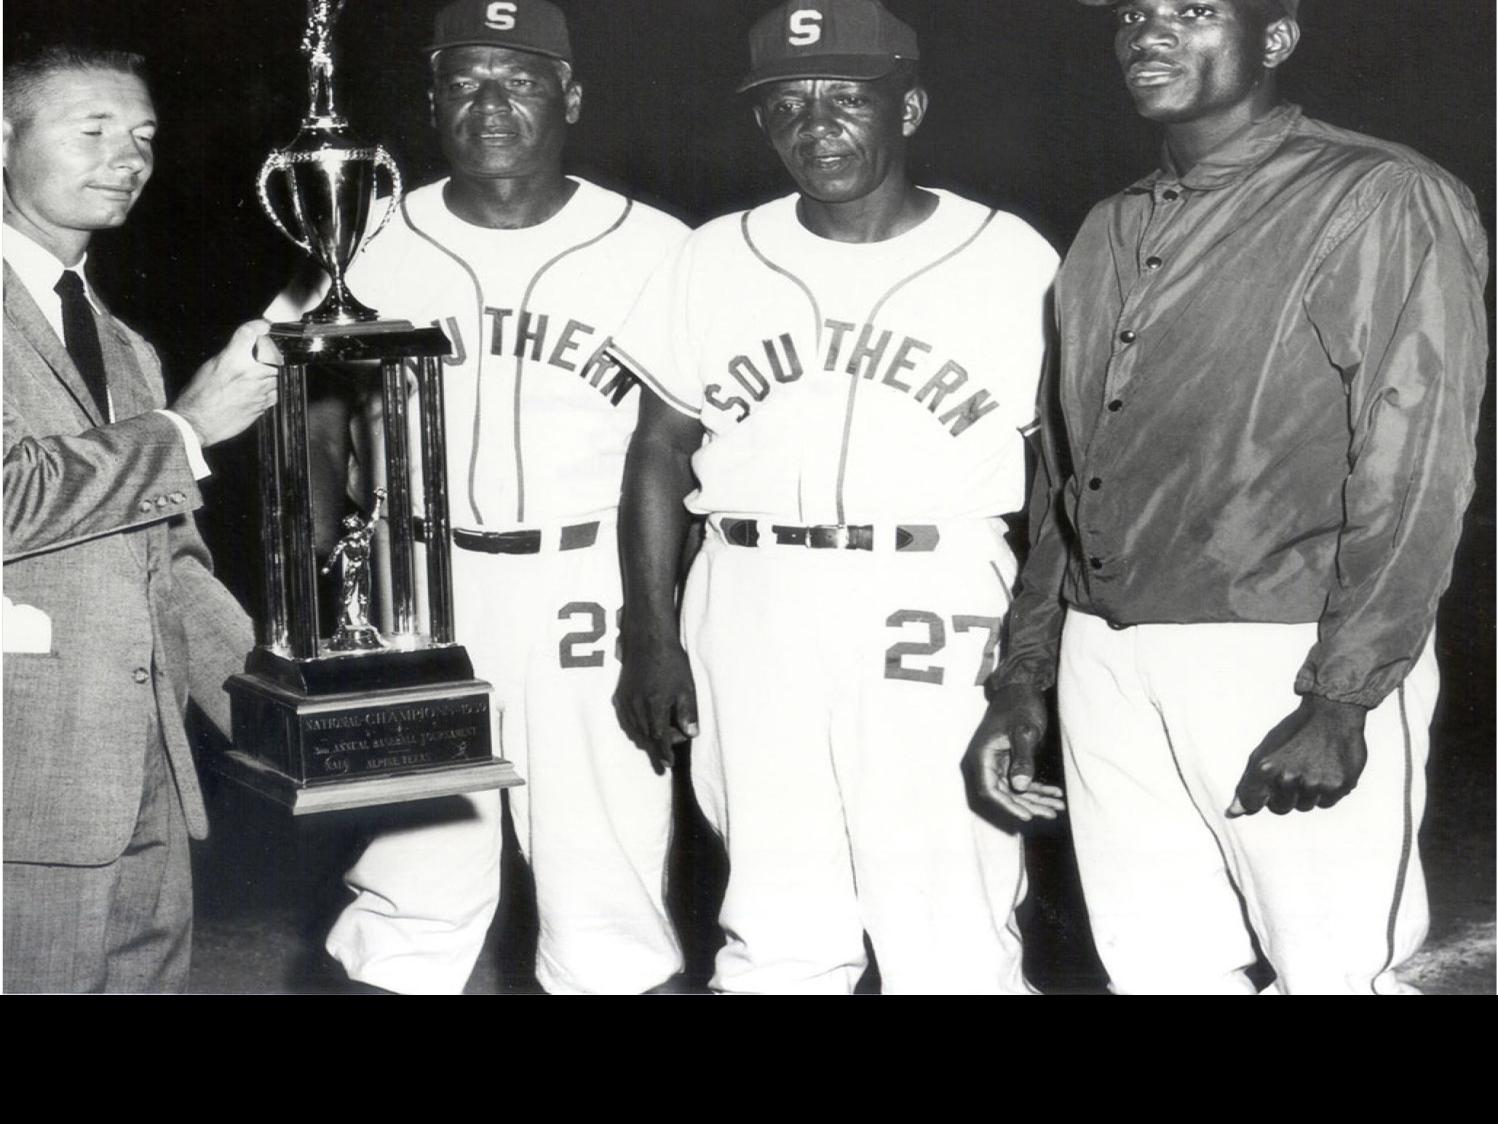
left=256, top=0, right=402, bottom=325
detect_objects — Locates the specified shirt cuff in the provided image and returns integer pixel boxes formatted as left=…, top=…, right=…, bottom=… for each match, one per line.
left=155, top=409, right=212, bottom=481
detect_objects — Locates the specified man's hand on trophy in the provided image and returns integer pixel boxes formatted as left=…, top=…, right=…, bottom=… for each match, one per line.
left=173, top=319, right=280, bottom=447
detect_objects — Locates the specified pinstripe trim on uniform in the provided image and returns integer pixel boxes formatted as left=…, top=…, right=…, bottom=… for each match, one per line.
left=989, top=559, right=1014, bottom=604
left=401, top=195, right=492, bottom=525
left=1376, top=682, right=1417, bottom=993
left=832, top=207, right=1002, bottom=524
left=740, top=211, right=825, bottom=354
left=607, top=341, right=701, bottom=418
left=511, top=196, right=635, bottom=523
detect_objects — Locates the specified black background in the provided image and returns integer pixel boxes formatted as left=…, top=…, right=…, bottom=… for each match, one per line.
left=5, top=0, right=1492, bottom=989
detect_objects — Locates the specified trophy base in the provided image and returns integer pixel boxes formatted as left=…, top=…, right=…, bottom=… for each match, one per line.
left=245, top=643, right=477, bottom=694
left=208, top=749, right=520, bottom=816
left=223, top=649, right=521, bottom=814
left=327, top=624, right=385, bottom=651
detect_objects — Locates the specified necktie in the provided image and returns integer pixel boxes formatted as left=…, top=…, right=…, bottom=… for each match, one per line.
left=54, top=270, right=110, bottom=420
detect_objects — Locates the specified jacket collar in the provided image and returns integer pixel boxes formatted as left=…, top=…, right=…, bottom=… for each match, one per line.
left=1126, top=101, right=1302, bottom=195
left=3, top=259, right=109, bottom=426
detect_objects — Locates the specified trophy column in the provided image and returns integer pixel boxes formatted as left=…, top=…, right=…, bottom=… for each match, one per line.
left=416, top=355, right=457, bottom=644
left=219, top=324, right=521, bottom=814
left=380, top=358, right=418, bottom=639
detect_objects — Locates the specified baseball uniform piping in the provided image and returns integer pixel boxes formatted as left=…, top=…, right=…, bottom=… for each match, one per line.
left=740, top=211, right=826, bottom=353
left=989, top=560, right=1014, bottom=603
left=832, top=207, right=1002, bottom=524
left=400, top=194, right=491, bottom=525
left=1377, top=682, right=1417, bottom=993
left=606, top=342, right=701, bottom=418
left=741, top=209, right=824, bottom=522
left=512, top=197, right=635, bottom=523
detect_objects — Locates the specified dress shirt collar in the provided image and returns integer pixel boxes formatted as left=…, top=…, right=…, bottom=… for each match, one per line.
left=1126, top=101, right=1303, bottom=195
left=2, top=222, right=102, bottom=338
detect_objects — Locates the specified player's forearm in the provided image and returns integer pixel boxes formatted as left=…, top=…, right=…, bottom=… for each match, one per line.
left=619, top=434, right=696, bottom=649
left=991, top=435, right=1069, bottom=693
left=1297, top=186, right=1488, bottom=708
left=1297, top=428, right=1481, bottom=706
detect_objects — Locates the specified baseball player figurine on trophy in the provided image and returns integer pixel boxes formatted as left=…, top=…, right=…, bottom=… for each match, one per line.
left=218, top=0, right=520, bottom=813
left=323, top=487, right=386, bottom=651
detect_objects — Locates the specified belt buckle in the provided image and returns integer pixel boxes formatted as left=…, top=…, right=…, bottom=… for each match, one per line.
left=807, top=524, right=847, bottom=549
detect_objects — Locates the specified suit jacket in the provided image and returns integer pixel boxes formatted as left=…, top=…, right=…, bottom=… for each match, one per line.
left=3, top=261, right=254, bottom=866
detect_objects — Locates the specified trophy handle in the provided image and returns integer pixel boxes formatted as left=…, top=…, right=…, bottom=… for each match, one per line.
left=359, top=146, right=404, bottom=258
left=256, top=151, right=314, bottom=256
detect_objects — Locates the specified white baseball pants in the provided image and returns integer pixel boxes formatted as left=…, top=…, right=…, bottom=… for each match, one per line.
left=682, top=518, right=1033, bottom=994
left=1058, top=611, right=1436, bottom=995
left=325, top=524, right=682, bottom=994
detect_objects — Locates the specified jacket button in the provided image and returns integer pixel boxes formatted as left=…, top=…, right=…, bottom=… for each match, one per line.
left=1119, top=329, right=1137, bottom=344
left=1107, top=399, right=1124, bottom=412
left=1089, top=556, right=1104, bottom=571
left=155, top=496, right=170, bottom=509
left=1145, top=256, right=1163, bottom=270
left=138, top=501, right=155, bottom=513
left=169, top=491, right=186, bottom=504
left=1162, top=189, right=1180, bottom=201
left=132, top=667, right=150, bottom=684
left=1089, top=477, right=1103, bottom=491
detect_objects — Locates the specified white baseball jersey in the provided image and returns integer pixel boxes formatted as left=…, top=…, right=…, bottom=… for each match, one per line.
left=271, top=177, right=691, bottom=994
left=277, top=176, right=689, bottom=527
left=613, top=189, right=1058, bottom=524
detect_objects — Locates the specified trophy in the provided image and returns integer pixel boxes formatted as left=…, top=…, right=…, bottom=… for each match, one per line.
left=218, top=0, right=520, bottom=813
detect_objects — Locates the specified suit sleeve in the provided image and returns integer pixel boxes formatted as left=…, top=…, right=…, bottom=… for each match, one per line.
left=3, top=404, right=203, bottom=563
left=1297, top=166, right=1491, bottom=707
left=165, top=506, right=255, bottom=739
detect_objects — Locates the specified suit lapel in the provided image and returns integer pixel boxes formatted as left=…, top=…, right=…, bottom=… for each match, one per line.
left=2, top=261, right=105, bottom=427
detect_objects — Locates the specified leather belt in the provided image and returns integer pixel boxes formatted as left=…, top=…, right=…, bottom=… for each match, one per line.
left=718, top=517, right=939, bottom=553
left=413, top=517, right=600, bottom=554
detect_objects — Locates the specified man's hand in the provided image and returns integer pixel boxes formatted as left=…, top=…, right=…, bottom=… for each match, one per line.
left=615, top=633, right=698, bottom=774
left=171, top=319, right=279, bottom=447
left=961, top=683, right=1065, bottom=823
left=1229, top=694, right=1369, bottom=817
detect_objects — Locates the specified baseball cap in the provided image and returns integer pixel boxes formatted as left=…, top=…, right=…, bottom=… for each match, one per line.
left=426, top=0, right=573, bottom=64
left=1076, top=0, right=1299, bottom=15
left=736, top=0, right=919, bottom=94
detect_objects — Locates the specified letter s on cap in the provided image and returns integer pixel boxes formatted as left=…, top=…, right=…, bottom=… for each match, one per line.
left=788, top=9, right=823, bottom=46
left=486, top=2, right=518, bottom=30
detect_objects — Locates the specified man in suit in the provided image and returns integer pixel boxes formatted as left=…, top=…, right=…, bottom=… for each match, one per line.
left=3, top=42, right=278, bottom=992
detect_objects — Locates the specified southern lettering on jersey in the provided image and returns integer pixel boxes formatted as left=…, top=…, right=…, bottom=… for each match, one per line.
left=704, top=317, right=1002, bottom=437
left=409, top=306, right=637, bottom=406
